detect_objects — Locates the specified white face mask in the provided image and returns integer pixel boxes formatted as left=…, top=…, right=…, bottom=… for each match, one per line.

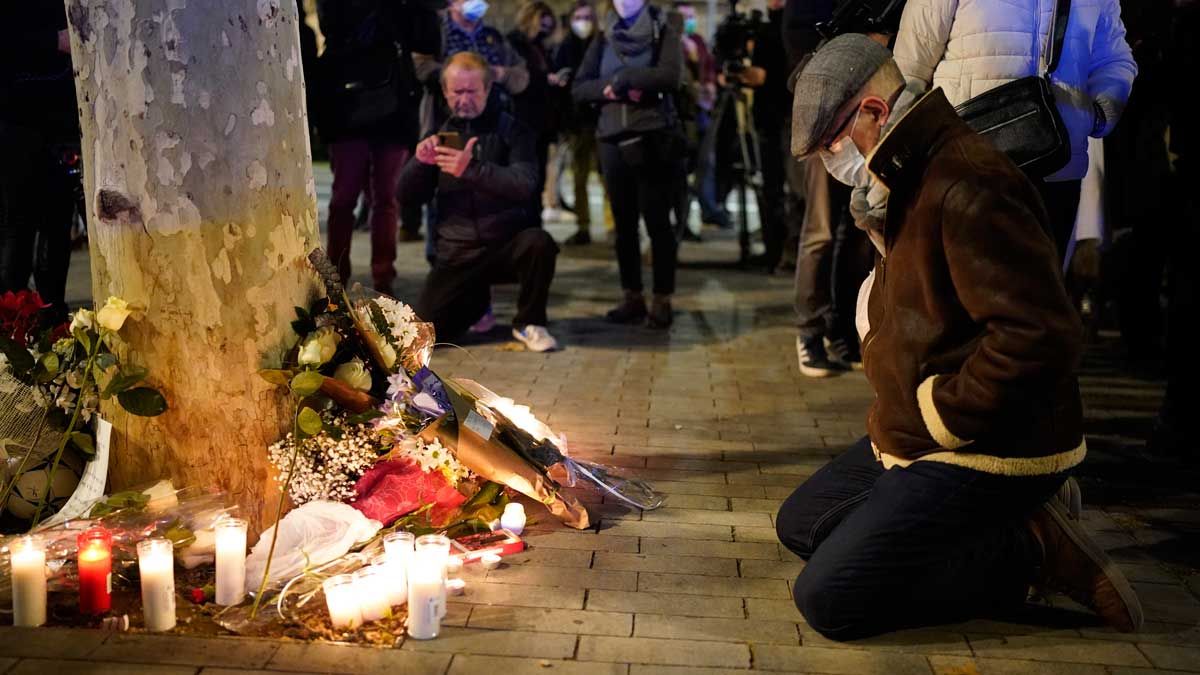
left=819, top=107, right=869, bottom=187
left=571, top=18, right=594, bottom=38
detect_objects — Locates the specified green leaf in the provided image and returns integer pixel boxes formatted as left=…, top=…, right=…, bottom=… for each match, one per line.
left=40, top=352, right=60, bottom=376
left=290, top=370, right=324, bottom=397
left=345, top=409, right=385, bottom=426
left=297, top=406, right=323, bottom=437
left=70, top=431, right=96, bottom=457
left=0, top=334, right=35, bottom=378
left=73, top=327, right=92, bottom=354
left=163, top=523, right=196, bottom=549
left=117, top=387, right=168, bottom=416
left=101, top=365, right=148, bottom=398
left=258, top=368, right=293, bottom=387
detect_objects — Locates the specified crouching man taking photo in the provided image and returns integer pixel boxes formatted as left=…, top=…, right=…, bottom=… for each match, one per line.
left=402, top=51, right=560, bottom=352
left=775, top=34, right=1142, bottom=640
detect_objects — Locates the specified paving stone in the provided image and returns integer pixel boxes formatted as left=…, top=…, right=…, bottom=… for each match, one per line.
left=928, top=655, right=1107, bottom=675
left=577, top=636, right=750, bottom=668
left=635, top=480, right=766, bottom=498
left=587, top=589, right=745, bottom=618
left=638, top=572, right=790, bottom=599
left=751, top=644, right=932, bottom=674
left=469, top=606, right=632, bottom=636
left=727, top=472, right=808, bottom=487
left=0, top=627, right=107, bottom=659
left=485, top=564, right=638, bottom=591
left=733, top=525, right=779, bottom=543
left=448, top=655, right=628, bottom=675
left=629, top=666, right=762, bottom=675
left=1079, top=622, right=1200, bottom=646
left=0, top=657, right=15, bottom=673
left=269, top=642, right=452, bottom=674
left=656, top=493, right=730, bottom=510
left=966, top=635, right=1150, bottom=666
left=639, top=537, right=780, bottom=560
left=401, top=627, right=577, bottom=659
left=633, top=614, right=799, bottom=644
left=592, top=552, right=738, bottom=576
left=799, top=625, right=972, bottom=656
left=88, top=635, right=279, bottom=668
left=1139, top=644, right=1200, bottom=671
left=498, top=548, right=593, bottom=569
left=522, top=531, right=639, bottom=553
left=453, top=581, right=585, bottom=609
left=642, top=507, right=772, bottom=527
left=730, top=497, right=785, bottom=513
left=740, top=560, right=804, bottom=580
left=6, top=661, right=197, bottom=675
left=596, top=519, right=733, bottom=541
left=746, top=598, right=803, bottom=621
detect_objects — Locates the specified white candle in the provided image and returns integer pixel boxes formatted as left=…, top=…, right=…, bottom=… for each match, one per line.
left=9, top=536, right=46, bottom=627
left=372, top=554, right=407, bottom=607
left=214, top=518, right=247, bottom=606
left=406, top=552, right=443, bottom=640
left=354, top=566, right=392, bottom=622
left=323, top=574, right=362, bottom=630
left=500, top=502, right=526, bottom=535
left=445, top=578, right=466, bottom=596
left=137, top=538, right=176, bottom=632
left=414, top=534, right=450, bottom=620
left=383, top=532, right=414, bottom=607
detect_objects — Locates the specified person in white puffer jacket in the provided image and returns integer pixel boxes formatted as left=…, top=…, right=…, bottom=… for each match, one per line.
left=892, top=0, right=1137, bottom=260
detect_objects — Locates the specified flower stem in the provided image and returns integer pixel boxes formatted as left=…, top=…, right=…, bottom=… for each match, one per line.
left=30, top=336, right=100, bottom=528
left=249, top=407, right=303, bottom=619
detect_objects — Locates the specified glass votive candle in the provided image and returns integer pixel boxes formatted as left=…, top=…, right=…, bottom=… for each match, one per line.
left=414, top=534, right=451, bottom=620
left=372, top=554, right=407, bottom=607
left=76, top=527, right=112, bottom=615
left=136, top=538, right=176, bottom=632
left=323, top=574, right=362, bottom=630
left=214, top=518, right=248, bottom=606
left=354, top=565, right=393, bottom=622
left=9, top=535, right=47, bottom=627
left=407, top=550, right=445, bottom=640
left=383, top=531, right=415, bottom=565
left=500, top=502, right=526, bottom=534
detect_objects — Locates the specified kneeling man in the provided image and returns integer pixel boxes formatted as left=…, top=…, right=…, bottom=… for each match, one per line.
left=402, top=51, right=559, bottom=352
left=775, top=35, right=1141, bottom=640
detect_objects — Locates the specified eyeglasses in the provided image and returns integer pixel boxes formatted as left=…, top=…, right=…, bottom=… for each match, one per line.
left=821, top=102, right=861, bottom=153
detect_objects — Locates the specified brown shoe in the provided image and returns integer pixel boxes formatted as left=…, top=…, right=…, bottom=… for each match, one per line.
left=606, top=291, right=647, bottom=324
left=1028, top=500, right=1143, bottom=632
left=646, top=294, right=673, bottom=330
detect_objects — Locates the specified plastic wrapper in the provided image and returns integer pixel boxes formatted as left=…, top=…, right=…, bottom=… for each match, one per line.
left=0, top=480, right=233, bottom=606
left=243, top=500, right=381, bottom=591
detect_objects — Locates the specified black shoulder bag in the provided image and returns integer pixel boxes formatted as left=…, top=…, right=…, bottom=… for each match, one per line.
left=953, top=0, right=1071, bottom=178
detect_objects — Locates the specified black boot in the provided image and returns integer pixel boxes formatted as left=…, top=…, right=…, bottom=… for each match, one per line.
left=606, top=290, right=647, bottom=324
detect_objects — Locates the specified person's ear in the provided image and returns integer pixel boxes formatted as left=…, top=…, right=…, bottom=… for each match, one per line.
left=860, top=96, right=891, bottom=128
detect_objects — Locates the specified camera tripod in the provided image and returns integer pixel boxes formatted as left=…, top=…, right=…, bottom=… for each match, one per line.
left=697, top=82, right=763, bottom=265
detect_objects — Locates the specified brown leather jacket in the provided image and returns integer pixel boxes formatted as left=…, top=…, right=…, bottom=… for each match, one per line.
left=862, top=89, right=1085, bottom=476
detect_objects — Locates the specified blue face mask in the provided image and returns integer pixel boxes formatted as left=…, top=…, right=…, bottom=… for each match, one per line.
left=684, top=17, right=698, bottom=35
left=462, top=0, right=489, bottom=22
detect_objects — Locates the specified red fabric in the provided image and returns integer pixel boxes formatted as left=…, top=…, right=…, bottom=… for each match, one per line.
left=352, top=459, right=466, bottom=526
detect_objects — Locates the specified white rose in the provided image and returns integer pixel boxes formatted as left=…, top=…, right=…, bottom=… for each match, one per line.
left=96, top=296, right=133, bottom=332
left=371, top=334, right=397, bottom=369
left=297, top=326, right=340, bottom=366
left=69, top=308, right=95, bottom=334
left=333, top=358, right=373, bottom=392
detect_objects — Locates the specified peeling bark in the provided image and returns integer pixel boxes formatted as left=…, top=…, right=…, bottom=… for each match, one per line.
left=67, top=0, right=318, bottom=533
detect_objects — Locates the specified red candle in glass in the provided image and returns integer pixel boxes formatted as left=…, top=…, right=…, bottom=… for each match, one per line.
left=77, top=527, right=112, bottom=615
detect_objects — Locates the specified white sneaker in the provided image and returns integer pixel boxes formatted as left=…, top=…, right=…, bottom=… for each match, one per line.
left=512, top=325, right=559, bottom=352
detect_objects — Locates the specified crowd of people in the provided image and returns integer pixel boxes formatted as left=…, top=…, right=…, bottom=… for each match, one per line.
left=1, top=0, right=1196, bottom=643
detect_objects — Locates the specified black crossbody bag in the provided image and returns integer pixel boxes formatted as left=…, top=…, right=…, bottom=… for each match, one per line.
left=953, top=0, right=1071, bottom=178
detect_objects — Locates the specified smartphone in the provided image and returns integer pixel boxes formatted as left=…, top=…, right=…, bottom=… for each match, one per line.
left=437, top=130, right=464, bottom=150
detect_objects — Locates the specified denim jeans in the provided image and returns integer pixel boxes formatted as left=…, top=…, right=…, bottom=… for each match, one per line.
left=776, top=437, right=1066, bottom=640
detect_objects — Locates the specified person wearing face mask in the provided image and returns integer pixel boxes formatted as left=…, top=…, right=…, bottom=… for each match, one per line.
left=774, top=34, right=1142, bottom=640
left=573, top=0, right=687, bottom=329
left=553, top=1, right=609, bottom=245
left=402, top=52, right=560, bottom=353
left=508, top=2, right=560, bottom=227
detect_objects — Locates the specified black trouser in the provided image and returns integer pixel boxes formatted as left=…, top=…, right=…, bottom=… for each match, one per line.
left=599, top=133, right=683, bottom=295
left=776, top=437, right=1065, bottom=641
left=416, top=228, right=558, bottom=339
left=757, top=120, right=788, bottom=269
left=0, top=123, right=74, bottom=317
left=1035, top=179, right=1082, bottom=265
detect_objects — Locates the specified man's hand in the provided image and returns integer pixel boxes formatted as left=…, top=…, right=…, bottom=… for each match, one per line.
left=416, top=135, right=440, bottom=165
left=603, top=84, right=620, bottom=101
left=740, top=66, right=767, bottom=87
left=57, top=29, right=71, bottom=53
left=435, top=137, right=478, bottom=177
left=627, top=88, right=644, bottom=103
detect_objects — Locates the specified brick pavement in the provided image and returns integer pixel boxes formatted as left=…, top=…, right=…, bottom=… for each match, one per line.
left=6, top=168, right=1196, bottom=674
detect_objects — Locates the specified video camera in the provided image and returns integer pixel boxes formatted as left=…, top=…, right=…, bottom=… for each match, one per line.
left=712, top=0, right=766, bottom=78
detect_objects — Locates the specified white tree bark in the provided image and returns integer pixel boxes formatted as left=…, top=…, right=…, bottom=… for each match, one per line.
left=66, top=0, right=318, bottom=531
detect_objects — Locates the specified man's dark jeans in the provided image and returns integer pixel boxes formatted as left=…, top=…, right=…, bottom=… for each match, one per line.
left=776, top=437, right=1066, bottom=641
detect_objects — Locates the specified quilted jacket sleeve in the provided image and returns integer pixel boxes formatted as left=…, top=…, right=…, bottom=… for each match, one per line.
left=1087, top=0, right=1137, bottom=137
left=892, top=0, right=959, bottom=92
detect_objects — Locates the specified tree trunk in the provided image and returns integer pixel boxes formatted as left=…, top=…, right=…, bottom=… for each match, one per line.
left=66, top=0, right=318, bottom=532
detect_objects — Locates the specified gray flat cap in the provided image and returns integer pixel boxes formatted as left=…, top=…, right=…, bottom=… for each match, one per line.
left=790, top=34, right=892, bottom=159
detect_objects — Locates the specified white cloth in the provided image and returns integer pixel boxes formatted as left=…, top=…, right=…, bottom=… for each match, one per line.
left=892, top=0, right=1137, bottom=181
left=244, top=501, right=381, bottom=589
